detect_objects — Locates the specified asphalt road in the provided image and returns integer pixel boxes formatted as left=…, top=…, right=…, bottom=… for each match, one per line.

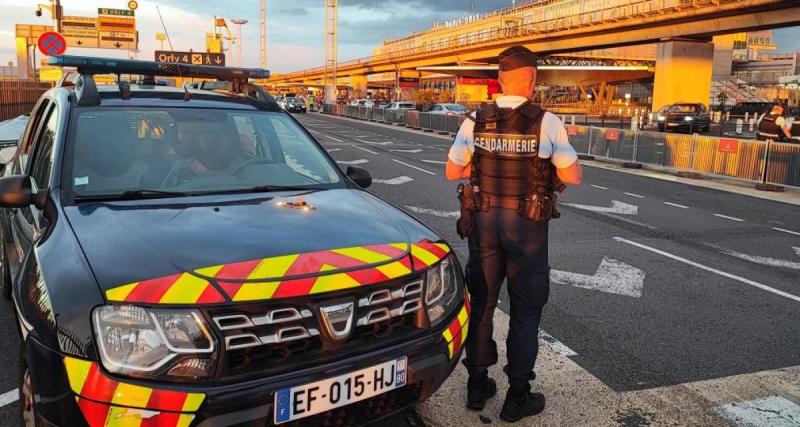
left=0, top=111, right=797, bottom=426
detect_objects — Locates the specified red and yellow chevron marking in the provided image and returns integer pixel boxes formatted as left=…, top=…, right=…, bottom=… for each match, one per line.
left=75, top=397, right=195, bottom=427
left=105, top=240, right=451, bottom=305
left=442, top=298, right=471, bottom=359
left=64, top=357, right=205, bottom=418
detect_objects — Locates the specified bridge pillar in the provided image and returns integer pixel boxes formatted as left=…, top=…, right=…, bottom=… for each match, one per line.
left=652, top=40, right=714, bottom=111
left=350, top=74, right=368, bottom=98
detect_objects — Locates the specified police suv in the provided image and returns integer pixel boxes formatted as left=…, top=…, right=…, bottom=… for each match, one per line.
left=0, top=56, right=468, bottom=426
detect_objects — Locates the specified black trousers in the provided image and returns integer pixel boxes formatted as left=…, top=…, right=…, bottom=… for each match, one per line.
left=463, top=207, right=550, bottom=391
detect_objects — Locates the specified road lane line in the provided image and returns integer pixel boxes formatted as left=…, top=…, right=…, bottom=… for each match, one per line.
left=773, top=227, right=800, bottom=237
left=590, top=184, right=608, bottom=190
left=422, top=160, right=447, bottom=165
left=354, top=138, right=393, bottom=146
left=326, top=148, right=342, bottom=152
left=614, top=237, right=800, bottom=303
left=538, top=330, right=578, bottom=357
left=716, top=396, right=800, bottom=426
left=325, top=136, right=344, bottom=143
left=373, top=176, right=414, bottom=185
left=391, top=159, right=436, bottom=176
left=308, top=129, right=321, bottom=135
left=403, top=206, right=459, bottom=218
left=0, top=389, right=18, bottom=408
left=624, top=192, right=645, bottom=199
left=351, top=145, right=378, bottom=155
left=337, top=159, right=369, bottom=165
left=663, top=202, right=689, bottom=209
left=714, top=214, right=745, bottom=222
left=390, top=149, right=424, bottom=153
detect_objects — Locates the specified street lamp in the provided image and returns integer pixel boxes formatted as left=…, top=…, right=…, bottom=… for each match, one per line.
left=231, top=19, right=248, bottom=67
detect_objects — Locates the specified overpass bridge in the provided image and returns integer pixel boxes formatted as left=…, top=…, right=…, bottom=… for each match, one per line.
left=267, top=0, right=800, bottom=109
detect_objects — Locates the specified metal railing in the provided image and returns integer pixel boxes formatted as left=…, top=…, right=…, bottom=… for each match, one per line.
left=0, top=80, right=52, bottom=121
left=322, top=104, right=800, bottom=189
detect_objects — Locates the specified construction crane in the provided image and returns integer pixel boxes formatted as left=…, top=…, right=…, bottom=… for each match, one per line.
left=324, top=0, right=338, bottom=103
left=260, top=0, right=267, bottom=69
left=206, top=17, right=236, bottom=54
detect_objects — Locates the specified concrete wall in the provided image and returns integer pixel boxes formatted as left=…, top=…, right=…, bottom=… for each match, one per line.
left=653, top=40, right=714, bottom=110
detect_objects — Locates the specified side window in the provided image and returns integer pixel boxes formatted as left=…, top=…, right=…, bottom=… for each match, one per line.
left=29, top=106, right=59, bottom=191
left=19, top=98, right=50, bottom=158
left=232, top=115, right=270, bottom=160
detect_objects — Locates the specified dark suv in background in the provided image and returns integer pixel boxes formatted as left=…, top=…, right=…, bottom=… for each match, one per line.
left=657, top=103, right=711, bottom=133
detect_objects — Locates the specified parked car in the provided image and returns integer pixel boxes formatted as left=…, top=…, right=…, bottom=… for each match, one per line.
left=657, top=103, right=710, bottom=133
left=1, top=56, right=467, bottom=426
left=427, top=103, right=469, bottom=116
left=0, top=115, right=26, bottom=169
left=387, top=102, right=416, bottom=111
left=285, top=97, right=307, bottom=113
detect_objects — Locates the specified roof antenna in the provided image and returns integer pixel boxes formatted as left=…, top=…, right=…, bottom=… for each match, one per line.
left=156, top=3, right=190, bottom=100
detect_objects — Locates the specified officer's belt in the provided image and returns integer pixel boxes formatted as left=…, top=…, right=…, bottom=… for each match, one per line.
left=487, top=195, right=524, bottom=210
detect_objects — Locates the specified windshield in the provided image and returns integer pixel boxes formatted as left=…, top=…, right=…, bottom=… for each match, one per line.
left=668, top=104, right=698, bottom=113
left=67, top=108, right=342, bottom=198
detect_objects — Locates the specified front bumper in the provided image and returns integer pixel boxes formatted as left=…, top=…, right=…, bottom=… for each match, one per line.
left=29, top=301, right=469, bottom=427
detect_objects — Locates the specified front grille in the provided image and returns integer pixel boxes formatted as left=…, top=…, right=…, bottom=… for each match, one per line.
left=279, top=382, right=425, bottom=427
left=208, top=277, right=427, bottom=381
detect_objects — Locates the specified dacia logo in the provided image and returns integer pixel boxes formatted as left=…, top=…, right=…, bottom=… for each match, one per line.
left=319, top=302, right=355, bottom=340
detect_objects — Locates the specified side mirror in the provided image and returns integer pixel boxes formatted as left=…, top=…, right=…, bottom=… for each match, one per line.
left=0, top=175, right=35, bottom=208
left=346, top=166, right=372, bottom=189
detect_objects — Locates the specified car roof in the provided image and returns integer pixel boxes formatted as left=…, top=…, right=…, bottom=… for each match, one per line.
left=69, top=85, right=283, bottom=112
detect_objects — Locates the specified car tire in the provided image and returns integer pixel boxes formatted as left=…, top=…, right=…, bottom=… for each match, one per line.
left=19, top=345, right=37, bottom=427
left=1, top=244, right=11, bottom=301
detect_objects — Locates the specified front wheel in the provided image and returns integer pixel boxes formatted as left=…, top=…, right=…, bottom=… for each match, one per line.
left=19, top=345, right=36, bottom=427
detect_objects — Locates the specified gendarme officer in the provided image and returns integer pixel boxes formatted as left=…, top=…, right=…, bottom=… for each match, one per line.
left=445, top=46, right=583, bottom=423
left=756, top=103, right=792, bottom=142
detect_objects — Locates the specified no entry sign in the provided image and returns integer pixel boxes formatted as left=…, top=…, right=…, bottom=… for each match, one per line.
left=37, top=31, right=67, bottom=56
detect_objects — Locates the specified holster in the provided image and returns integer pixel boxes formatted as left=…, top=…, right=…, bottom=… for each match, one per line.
left=521, top=192, right=554, bottom=222
left=457, top=183, right=479, bottom=239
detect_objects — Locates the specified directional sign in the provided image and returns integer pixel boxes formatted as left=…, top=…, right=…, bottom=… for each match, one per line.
left=37, top=31, right=67, bottom=56
left=551, top=257, right=645, bottom=298
left=99, top=31, right=137, bottom=49
left=62, top=16, right=99, bottom=48
left=16, top=24, right=53, bottom=46
left=154, top=51, right=226, bottom=66
left=97, top=16, right=136, bottom=32
left=98, top=8, right=135, bottom=17
left=563, top=200, right=638, bottom=215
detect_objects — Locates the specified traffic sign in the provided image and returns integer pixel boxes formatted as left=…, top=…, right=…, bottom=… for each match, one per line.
left=97, top=16, right=136, bottom=32
left=155, top=51, right=226, bottom=66
left=16, top=24, right=53, bottom=46
left=62, top=16, right=99, bottom=48
left=98, top=8, right=134, bottom=17
left=127, top=0, right=138, bottom=10
left=37, top=31, right=67, bottom=56
left=99, top=31, right=137, bottom=49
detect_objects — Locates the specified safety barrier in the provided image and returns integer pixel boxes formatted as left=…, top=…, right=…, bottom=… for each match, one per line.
left=322, top=105, right=800, bottom=188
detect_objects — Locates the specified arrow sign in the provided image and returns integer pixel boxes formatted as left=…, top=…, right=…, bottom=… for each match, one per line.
left=563, top=200, right=638, bottom=215
left=721, top=246, right=800, bottom=270
left=551, top=257, right=645, bottom=298
left=373, top=176, right=414, bottom=185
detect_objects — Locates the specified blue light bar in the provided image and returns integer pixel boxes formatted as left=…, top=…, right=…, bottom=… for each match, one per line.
left=47, top=55, right=269, bottom=80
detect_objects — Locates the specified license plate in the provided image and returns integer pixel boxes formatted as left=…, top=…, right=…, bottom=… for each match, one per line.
left=273, top=357, right=407, bottom=424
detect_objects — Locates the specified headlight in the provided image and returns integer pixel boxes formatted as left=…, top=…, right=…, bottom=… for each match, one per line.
left=657, top=115, right=666, bottom=121
left=93, top=305, right=216, bottom=381
left=684, top=116, right=694, bottom=121
left=425, top=254, right=461, bottom=326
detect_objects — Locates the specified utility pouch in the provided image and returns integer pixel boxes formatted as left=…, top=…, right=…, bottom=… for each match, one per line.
left=457, top=183, right=477, bottom=239
left=524, top=193, right=554, bottom=222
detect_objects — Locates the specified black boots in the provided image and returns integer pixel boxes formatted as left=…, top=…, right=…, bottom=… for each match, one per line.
left=499, top=390, right=546, bottom=422
left=466, top=377, right=497, bottom=410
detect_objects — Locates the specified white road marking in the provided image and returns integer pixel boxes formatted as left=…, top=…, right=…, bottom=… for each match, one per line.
left=591, top=184, right=608, bottom=190
left=0, top=389, right=18, bottom=408
left=422, top=160, right=447, bottom=165
left=403, top=206, right=459, bottom=218
left=354, top=138, right=393, bottom=146
left=308, top=129, right=321, bottom=135
left=624, top=192, right=645, bottom=199
left=391, top=159, right=437, bottom=176
left=538, top=330, right=578, bottom=357
left=663, top=202, right=689, bottom=209
left=564, top=200, right=638, bottom=216
left=373, top=176, right=414, bottom=185
left=390, top=149, right=424, bottom=153
left=326, top=148, right=342, bottom=152
left=773, top=227, right=800, bottom=237
left=551, top=257, right=645, bottom=298
left=351, top=145, right=378, bottom=155
left=325, top=136, right=344, bottom=143
left=614, top=237, right=800, bottom=303
left=336, top=159, right=369, bottom=165
left=721, top=247, right=800, bottom=271
left=716, top=396, right=800, bottom=426
left=714, top=213, right=745, bottom=222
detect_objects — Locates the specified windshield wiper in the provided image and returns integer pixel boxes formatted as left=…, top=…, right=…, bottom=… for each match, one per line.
left=75, top=189, right=192, bottom=202
left=243, top=185, right=324, bottom=193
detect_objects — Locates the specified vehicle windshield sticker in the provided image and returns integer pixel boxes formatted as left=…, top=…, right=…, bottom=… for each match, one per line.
left=74, top=176, right=89, bottom=186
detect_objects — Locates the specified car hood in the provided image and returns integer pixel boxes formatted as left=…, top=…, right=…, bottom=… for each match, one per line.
left=64, top=189, right=448, bottom=304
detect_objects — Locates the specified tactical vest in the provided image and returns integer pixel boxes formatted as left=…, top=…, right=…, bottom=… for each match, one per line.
left=757, top=113, right=783, bottom=142
left=469, top=100, right=560, bottom=221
